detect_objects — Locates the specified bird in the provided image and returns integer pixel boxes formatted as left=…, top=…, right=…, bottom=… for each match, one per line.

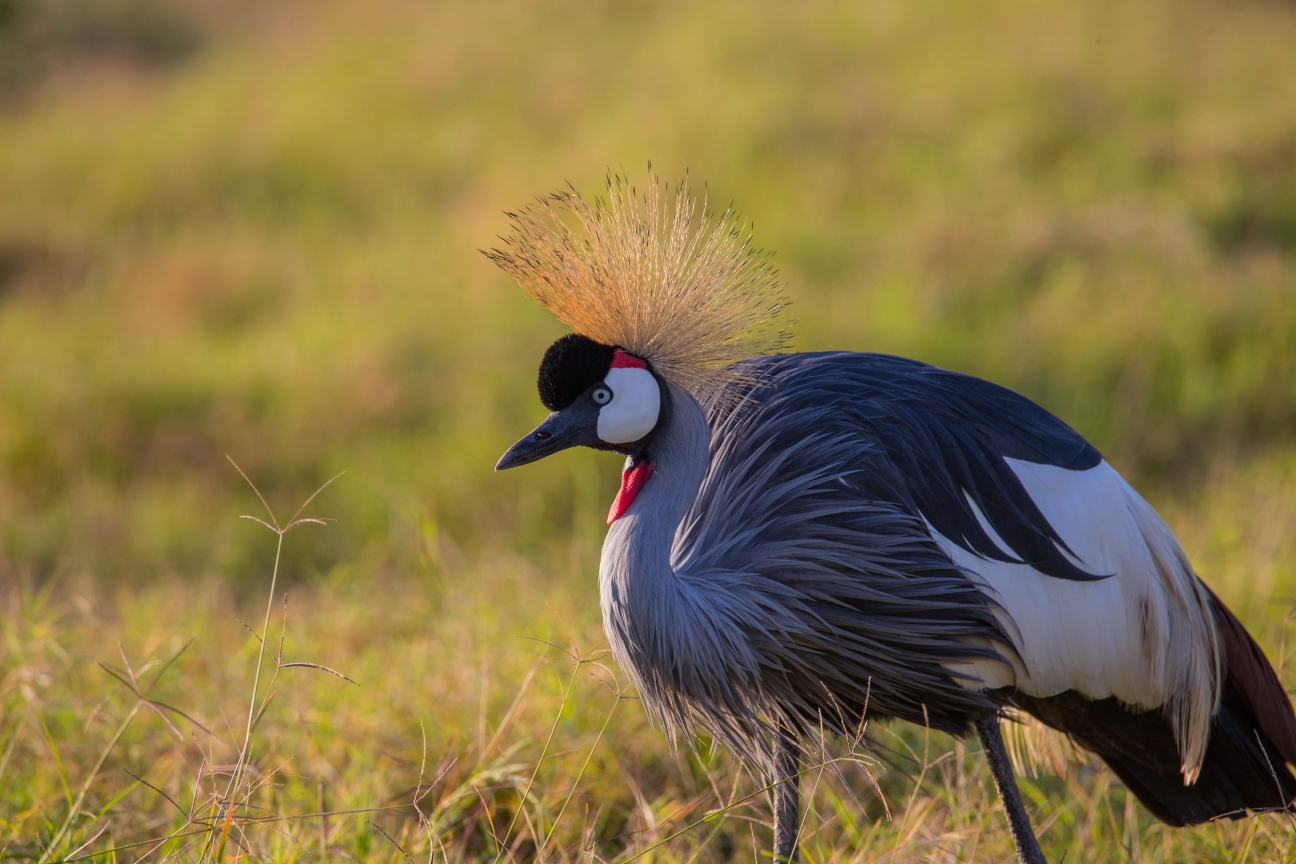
left=488, top=174, right=1296, bottom=864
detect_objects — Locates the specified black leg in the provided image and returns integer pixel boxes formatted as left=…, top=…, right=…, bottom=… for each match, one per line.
left=772, top=730, right=800, bottom=864
left=976, top=713, right=1047, bottom=864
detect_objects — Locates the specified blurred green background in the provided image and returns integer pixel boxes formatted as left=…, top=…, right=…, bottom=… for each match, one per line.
left=3, top=0, right=1296, bottom=859
left=1, top=0, right=1294, bottom=590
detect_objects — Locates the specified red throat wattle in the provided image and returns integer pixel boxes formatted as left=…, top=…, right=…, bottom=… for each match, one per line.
left=608, top=460, right=654, bottom=523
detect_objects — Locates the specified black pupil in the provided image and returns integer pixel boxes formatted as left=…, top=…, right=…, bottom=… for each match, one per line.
left=594, top=388, right=610, bottom=404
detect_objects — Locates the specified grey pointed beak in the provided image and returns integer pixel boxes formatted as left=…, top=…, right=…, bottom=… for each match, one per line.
left=496, top=403, right=602, bottom=470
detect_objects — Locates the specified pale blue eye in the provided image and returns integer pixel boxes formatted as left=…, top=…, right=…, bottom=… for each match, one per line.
left=591, top=386, right=612, bottom=405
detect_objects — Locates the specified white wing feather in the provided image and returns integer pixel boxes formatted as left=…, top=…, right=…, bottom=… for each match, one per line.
left=937, top=459, right=1221, bottom=781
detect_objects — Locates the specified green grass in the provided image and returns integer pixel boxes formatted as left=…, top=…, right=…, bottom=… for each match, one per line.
left=0, top=0, right=1295, bottom=859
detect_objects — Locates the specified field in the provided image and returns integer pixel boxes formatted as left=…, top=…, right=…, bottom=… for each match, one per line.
left=1, top=0, right=1296, bottom=859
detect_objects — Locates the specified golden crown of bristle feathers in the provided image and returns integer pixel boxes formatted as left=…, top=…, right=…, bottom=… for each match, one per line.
left=484, top=173, right=790, bottom=396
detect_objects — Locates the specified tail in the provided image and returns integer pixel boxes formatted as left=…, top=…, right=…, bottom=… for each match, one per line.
left=1007, top=590, right=1296, bottom=826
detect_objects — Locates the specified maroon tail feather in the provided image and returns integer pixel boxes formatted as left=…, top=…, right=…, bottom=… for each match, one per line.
left=1206, top=587, right=1296, bottom=766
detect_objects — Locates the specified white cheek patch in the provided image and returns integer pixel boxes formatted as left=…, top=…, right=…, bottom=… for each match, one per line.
left=597, top=367, right=661, bottom=444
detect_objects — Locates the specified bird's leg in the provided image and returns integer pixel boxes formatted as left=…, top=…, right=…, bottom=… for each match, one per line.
left=772, top=729, right=800, bottom=864
left=976, top=713, right=1047, bottom=864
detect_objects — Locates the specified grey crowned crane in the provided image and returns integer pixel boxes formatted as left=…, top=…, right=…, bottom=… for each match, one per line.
left=489, top=176, right=1296, bottom=864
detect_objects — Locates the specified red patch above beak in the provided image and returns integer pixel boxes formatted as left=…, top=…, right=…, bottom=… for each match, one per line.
left=608, top=460, right=654, bottom=524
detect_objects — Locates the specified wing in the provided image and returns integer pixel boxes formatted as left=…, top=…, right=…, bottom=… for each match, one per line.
left=754, top=352, right=1106, bottom=581
left=684, top=352, right=1220, bottom=774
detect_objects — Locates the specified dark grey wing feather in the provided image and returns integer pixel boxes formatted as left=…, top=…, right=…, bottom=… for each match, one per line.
left=742, top=352, right=1105, bottom=580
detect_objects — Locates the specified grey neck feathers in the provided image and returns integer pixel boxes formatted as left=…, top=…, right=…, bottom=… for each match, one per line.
left=599, top=385, right=763, bottom=737
left=601, top=383, right=709, bottom=588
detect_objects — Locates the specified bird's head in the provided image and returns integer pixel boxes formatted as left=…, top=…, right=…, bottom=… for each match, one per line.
left=496, top=333, right=664, bottom=470
left=487, top=171, right=789, bottom=504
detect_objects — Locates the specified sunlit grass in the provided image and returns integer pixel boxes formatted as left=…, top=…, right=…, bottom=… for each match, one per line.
left=2, top=455, right=1295, bottom=861
left=0, top=0, right=1295, bottom=859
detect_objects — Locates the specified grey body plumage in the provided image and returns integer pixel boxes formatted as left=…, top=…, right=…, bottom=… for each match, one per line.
left=602, top=355, right=1012, bottom=765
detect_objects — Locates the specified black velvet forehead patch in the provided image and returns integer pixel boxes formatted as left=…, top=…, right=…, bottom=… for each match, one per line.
left=537, top=334, right=617, bottom=411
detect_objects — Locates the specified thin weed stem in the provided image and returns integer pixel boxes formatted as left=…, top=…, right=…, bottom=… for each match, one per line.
left=199, top=459, right=344, bottom=861
left=540, top=693, right=623, bottom=856
left=495, top=657, right=584, bottom=860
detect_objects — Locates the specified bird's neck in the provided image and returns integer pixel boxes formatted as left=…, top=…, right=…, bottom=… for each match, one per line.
left=601, top=383, right=710, bottom=583
left=598, top=384, right=713, bottom=694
